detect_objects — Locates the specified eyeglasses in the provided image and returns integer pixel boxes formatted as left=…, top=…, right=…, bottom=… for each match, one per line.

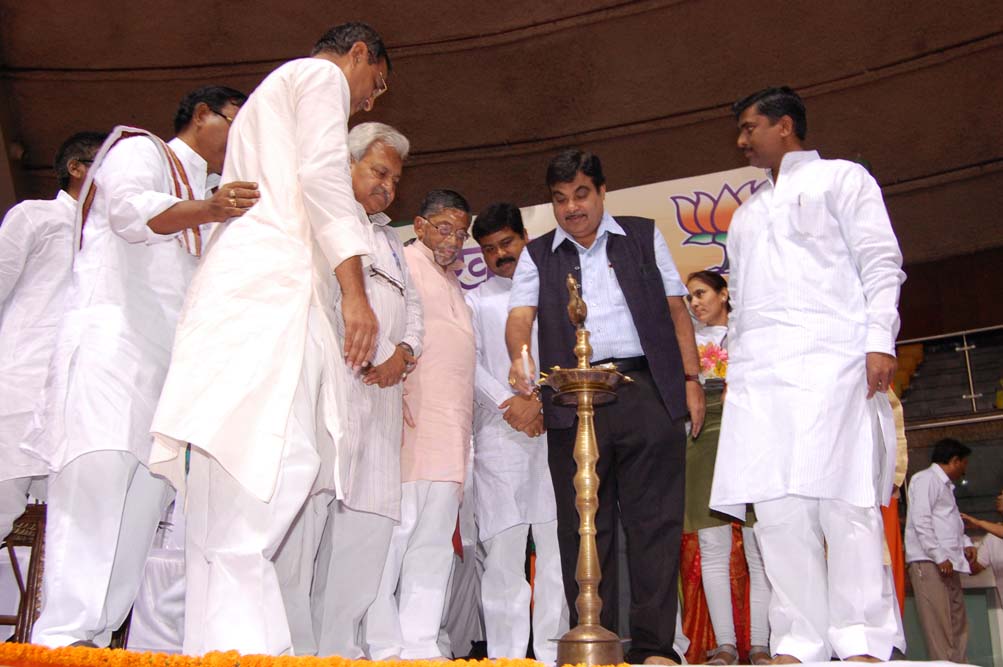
left=422, top=218, right=469, bottom=243
left=372, top=69, right=388, bottom=101
left=212, top=109, right=235, bottom=125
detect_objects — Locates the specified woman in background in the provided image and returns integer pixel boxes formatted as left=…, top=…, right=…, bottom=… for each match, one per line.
left=684, top=270, right=770, bottom=665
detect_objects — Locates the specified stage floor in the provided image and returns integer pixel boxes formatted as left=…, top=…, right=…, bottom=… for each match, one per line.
left=0, top=644, right=982, bottom=667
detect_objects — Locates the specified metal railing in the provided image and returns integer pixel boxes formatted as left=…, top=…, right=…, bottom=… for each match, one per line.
left=897, top=324, right=1003, bottom=424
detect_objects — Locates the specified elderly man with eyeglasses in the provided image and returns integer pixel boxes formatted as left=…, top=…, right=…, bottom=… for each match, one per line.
left=272, top=122, right=423, bottom=657
left=365, top=189, right=476, bottom=660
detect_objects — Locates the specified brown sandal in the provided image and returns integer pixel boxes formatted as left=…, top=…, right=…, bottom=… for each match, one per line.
left=706, top=644, right=738, bottom=665
left=749, top=646, right=772, bottom=665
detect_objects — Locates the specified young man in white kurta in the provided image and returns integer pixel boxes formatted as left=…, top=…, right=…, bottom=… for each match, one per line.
left=710, top=87, right=905, bottom=662
left=149, top=24, right=391, bottom=657
left=274, top=123, right=423, bottom=657
left=23, top=87, right=250, bottom=648
left=0, top=132, right=104, bottom=540
left=466, top=202, right=568, bottom=662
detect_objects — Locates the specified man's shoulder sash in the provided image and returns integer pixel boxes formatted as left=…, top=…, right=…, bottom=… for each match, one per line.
left=75, top=126, right=201, bottom=256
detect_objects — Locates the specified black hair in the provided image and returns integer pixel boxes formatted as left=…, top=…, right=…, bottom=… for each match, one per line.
left=686, top=270, right=732, bottom=313
left=472, top=202, right=525, bottom=242
left=54, top=131, right=107, bottom=190
left=545, top=149, right=605, bottom=191
left=419, top=189, right=470, bottom=218
left=930, top=438, right=972, bottom=464
left=173, top=86, right=247, bottom=134
left=311, top=22, right=391, bottom=72
left=732, top=86, right=807, bottom=141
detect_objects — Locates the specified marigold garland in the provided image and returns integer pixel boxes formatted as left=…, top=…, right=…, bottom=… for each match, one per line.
left=0, top=644, right=631, bottom=667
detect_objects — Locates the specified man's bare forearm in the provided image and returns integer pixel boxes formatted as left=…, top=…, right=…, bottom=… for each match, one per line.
left=147, top=181, right=258, bottom=235
left=147, top=200, right=217, bottom=235
left=667, top=296, right=699, bottom=375
left=506, top=306, right=537, bottom=360
left=334, top=255, right=366, bottom=298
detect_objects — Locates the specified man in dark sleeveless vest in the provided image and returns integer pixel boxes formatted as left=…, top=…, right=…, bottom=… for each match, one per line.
left=505, top=149, right=704, bottom=665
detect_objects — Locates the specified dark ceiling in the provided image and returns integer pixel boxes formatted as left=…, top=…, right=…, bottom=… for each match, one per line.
left=2, top=0, right=1002, bottom=268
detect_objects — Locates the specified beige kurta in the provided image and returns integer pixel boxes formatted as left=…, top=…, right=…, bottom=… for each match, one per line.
left=400, top=242, right=474, bottom=485
left=149, top=58, right=371, bottom=502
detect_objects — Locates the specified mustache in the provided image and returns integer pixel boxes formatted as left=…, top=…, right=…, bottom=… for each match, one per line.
left=495, top=257, right=516, bottom=266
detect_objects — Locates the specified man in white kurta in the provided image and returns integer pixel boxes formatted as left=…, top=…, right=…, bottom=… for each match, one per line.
left=23, top=86, right=250, bottom=648
left=149, top=24, right=392, bottom=657
left=710, top=87, right=905, bottom=662
left=466, top=202, right=567, bottom=662
left=274, top=122, right=423, bottom=657
left=0, top=132, right=104, bottom=540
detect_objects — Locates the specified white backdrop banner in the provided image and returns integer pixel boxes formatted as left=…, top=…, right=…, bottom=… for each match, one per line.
left=397, top=166, right=769, bottom=290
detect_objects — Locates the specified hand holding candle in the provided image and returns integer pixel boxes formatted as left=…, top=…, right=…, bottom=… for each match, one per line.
left=508, top=344, right=536, bottom=395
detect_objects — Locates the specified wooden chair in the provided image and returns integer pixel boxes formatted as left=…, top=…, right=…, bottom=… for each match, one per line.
left=0, top=503, right=131, bottom=647
left=1, top=503, right=46, bottom=643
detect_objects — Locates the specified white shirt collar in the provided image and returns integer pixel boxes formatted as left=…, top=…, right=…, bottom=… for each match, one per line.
left=369, top=211, right=392, bottom=227
left=931, top=463, right=954, bottom=489
left=167, top=136, right=208, bottom=177
left=551, top=211, right=624, bottom=252
left=167, top=137, right=210, bottom=199
left=767, top=149, right=820, bottom=183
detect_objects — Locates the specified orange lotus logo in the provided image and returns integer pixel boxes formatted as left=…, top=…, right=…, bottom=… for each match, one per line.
left=670, top=180, right=764, bottom=272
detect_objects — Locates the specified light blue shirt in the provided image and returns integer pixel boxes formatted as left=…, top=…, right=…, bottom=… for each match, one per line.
left=508, top=212, right=686, bottom=361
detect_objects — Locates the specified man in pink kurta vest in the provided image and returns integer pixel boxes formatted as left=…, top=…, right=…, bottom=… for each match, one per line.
left=366, top=190, right=475, bottom=660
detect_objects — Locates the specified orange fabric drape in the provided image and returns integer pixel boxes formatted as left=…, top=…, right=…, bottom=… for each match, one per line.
left=881, top=495, right=906, bottom=614
left=680, top=524, right=752, bottom=664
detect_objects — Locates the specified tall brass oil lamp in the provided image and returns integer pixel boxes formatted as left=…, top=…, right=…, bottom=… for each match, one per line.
left=539, top=275, right=632, bottom=666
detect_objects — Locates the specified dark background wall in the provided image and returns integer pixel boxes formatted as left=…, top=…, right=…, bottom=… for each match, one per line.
left=2, top=1, right=1001, bottom=338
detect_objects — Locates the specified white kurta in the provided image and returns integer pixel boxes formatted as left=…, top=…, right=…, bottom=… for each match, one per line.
left=711, top=150, right=904, bottom=517
left=23, top=133, right=207, bottom=471
left=150, top=57, right=371, bottom=502
left=0, top=191, right=75, bottom=481
left=465, top=275, right=556, bottom=542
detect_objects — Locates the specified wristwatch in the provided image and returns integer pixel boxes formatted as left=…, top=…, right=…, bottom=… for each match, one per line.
left=398, top=342, right=417, bottom=372
left=684, top=373, right=700, bottom=383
